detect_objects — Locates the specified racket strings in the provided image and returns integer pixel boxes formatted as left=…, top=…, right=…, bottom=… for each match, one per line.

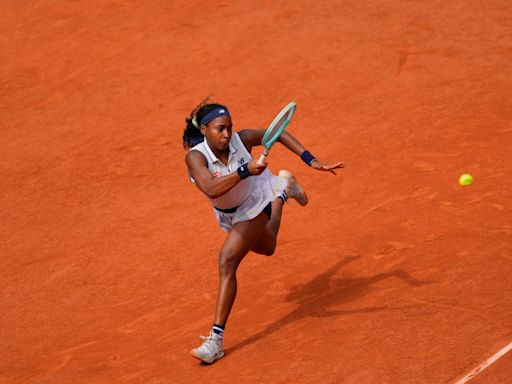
left=262, top=109, right=294, bottom=148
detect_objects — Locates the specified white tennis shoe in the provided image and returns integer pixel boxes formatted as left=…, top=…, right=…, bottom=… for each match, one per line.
left=279, top=170, right=308, bottom=206
left=190, top=331, right=224, bottom=364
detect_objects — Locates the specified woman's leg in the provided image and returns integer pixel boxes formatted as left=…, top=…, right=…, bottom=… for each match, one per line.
left=214, top=211, right=269, bottom=325
left=191, top=211, right=273, bottom=363
left=250, top=198, right=285, bottom=256
left=251, top=169, right=307, bottom=256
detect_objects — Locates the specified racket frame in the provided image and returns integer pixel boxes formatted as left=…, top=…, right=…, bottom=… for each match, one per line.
left=258, top=101, right=296, bottom=164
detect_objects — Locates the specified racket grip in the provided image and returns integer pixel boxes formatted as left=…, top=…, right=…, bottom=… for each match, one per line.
left=258, top=151, right=268, bottom=165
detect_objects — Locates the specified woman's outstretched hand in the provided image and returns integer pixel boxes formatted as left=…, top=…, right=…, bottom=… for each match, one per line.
left=310, top=160, right=345, bottom=175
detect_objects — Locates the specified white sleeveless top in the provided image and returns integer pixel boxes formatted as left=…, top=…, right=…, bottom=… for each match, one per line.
left=190, top=132, right=286, bottom=231
left=190, top=132, right=254, bottom=209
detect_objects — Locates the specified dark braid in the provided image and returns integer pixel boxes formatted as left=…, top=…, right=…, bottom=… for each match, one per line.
left=183, top=99, right=229, bottom=149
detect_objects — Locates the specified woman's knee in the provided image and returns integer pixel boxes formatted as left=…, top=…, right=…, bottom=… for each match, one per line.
left=252, top=239, right=276, bottom=256
left=259, top=246, right=275, bottom=256
left=219, top=250, right=242, bottom=274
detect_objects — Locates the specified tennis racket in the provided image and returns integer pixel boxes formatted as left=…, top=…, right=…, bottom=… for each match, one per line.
left=258, top=101, right=297, bottom=165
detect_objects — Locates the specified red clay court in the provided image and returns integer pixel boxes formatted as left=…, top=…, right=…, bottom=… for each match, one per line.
left=1, top=1, right=511, bottom=383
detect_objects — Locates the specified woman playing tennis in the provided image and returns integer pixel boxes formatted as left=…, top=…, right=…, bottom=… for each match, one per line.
left=183, top=99, right=344, bottom=364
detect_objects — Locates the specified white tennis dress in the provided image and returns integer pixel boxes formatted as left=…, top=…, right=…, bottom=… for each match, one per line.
left=190, top=132, right=287, bottom=232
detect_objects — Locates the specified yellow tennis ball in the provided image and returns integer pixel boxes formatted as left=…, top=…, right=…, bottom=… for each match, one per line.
left=459, top=173, right=473, bottom=186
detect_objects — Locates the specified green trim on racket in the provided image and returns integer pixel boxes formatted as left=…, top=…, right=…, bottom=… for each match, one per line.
left=258, top=101, right=297, bottom=164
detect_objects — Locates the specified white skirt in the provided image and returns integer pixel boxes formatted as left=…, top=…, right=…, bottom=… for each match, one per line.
left=213, top=169, right=287, bottom=232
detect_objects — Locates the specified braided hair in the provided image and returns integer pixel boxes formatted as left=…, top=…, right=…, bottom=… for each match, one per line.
left=183, top=99, right=229, bottom=149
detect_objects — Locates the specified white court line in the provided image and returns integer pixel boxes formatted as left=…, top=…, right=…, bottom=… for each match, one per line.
left=453, top=341, right=512, bottom=384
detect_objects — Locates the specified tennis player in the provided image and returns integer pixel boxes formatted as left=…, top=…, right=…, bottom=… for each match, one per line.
left=183, top=100, right=344, bottom=364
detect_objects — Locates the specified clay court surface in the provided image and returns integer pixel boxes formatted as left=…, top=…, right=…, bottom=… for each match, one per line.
left=1, top=1, right=512, bottom=383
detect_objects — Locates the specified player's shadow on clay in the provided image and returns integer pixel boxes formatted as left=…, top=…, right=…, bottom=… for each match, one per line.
left=225, top=255, right=432, bottom=355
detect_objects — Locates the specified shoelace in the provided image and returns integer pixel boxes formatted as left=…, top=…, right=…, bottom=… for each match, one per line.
left=199, top=333, right=221, bottom=348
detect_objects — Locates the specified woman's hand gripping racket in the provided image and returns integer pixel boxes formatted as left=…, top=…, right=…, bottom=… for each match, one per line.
left=258, top=102, right=297, bottom=165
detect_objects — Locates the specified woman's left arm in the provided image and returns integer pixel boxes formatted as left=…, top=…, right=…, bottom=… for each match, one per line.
left=278, top=131, right=345, bottom=175
left=239, top=129, right=345, bottom=175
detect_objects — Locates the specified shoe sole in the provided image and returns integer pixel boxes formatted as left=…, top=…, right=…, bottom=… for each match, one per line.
left=296, top=189, right=308, bottom=206
left=279, top=170, right=308, bottom=206
left=190, top=350, right=225, bottom=364
left=293, top=180, right=308, bottom=206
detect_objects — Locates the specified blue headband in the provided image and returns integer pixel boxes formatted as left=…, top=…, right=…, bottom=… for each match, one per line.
left=200, top=107, right=231, bottom=126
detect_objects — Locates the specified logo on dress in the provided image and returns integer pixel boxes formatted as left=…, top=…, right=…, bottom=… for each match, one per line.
left=239, top=157, right=245, bottom=165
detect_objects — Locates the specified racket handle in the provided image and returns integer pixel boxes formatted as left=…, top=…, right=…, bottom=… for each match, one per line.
left=258, top=150, right=269, bottom=165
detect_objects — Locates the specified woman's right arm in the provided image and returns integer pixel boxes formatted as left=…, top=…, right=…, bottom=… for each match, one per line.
left=185, top=151, right=266, bottom=199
